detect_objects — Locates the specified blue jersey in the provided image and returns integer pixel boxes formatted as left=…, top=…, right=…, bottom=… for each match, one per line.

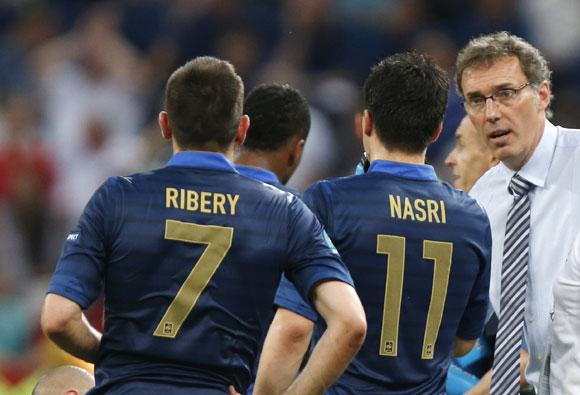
left=48, top=152, right=352, bottom=394
left=275, top=160, right=491, bottom=394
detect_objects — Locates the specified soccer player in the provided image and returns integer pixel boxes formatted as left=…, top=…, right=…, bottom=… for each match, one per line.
left=235, top=83, right=318, bottom=394
left=237, top=83, right=310, bottom=186
left=256, top=51, right=491, bottom=394
left=40, top=56, right=366, bottom=395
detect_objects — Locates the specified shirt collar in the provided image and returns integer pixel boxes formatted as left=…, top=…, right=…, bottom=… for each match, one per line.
left=368, top=160, right=438, bottom=181
left=166, top=151, right=238, bottom=173
left=501, top=120, right=557, bottom=188
left=235, top=165, right=280, bottom=185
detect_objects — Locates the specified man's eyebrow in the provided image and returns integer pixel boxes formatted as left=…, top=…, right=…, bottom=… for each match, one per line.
left=465, top=82, right=521, bottom=97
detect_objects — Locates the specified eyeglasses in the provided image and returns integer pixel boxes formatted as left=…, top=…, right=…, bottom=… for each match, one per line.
left=463, top=82, right=532, bottom=113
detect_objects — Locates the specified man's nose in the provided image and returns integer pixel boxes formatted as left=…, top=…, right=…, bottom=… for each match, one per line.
left=445, top=150, right=457, bottom=167
left=484, top=97, right=501, bottom=122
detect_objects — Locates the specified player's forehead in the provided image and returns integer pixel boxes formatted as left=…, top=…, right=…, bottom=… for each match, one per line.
left=462, top=55, right=526, bottom=95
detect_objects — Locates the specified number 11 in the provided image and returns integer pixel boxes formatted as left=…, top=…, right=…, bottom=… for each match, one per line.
left=377, top=235, right=453, bottom=359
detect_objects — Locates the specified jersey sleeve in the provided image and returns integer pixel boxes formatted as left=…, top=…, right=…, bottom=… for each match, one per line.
left=283, top=194, right=353, bottom=303
left=47, top=177, right=118, bottom=309
left=274, top=275, right=319, bottom=322
left=456, top=215, right=492, bottom=340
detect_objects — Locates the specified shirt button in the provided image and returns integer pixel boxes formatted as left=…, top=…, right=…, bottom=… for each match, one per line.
left=537, top=354, right=543, bottom=361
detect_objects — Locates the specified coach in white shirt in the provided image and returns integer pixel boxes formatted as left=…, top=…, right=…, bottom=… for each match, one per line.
left=455, top=31, right=580, bottom=393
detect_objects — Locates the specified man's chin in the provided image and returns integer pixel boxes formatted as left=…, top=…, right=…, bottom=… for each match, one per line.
left=492, top=146, right=514, bottom=163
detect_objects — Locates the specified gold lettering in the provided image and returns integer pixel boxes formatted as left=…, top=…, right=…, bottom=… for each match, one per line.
left=389, top=195, right=402, bottom=219
left=214, top=193, right=226, bottom=215
left=179, top=188, right=185, bottom=210
left=440, top=200, right=446, bottom=224
left=414, top=199, right=427, bottom=222
left=227, top=194, right=240, bottom=215
left=187, top=190, right=199, bottom=211
left=200, top=192, right=212, bottom=214
left=166, top=188, right=179, bottom=209
left=403, top=197, right=416, bottom=221
left=427, top=200, right=441, bottom=223
left=166, top=189, right=239, bottom=216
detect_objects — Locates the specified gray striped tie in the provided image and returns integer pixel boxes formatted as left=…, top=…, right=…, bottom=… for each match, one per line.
left=491, top=174, right=535, bottom=394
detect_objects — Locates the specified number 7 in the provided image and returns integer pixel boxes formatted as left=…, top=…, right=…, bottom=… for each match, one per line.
left=153, top=219, right=234, bottom=339
left=377, top=235, right=453, bottom=359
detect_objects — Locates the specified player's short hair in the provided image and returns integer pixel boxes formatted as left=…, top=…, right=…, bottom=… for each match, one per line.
left=363, top=51, right=449, bottom=154
left=243, top=83, right=310, bottom=151
left=164, top=56, right=244, bottom=150
left=456, top=31, right=553, bottom=118
left=32, top=365, right=94, bottom=395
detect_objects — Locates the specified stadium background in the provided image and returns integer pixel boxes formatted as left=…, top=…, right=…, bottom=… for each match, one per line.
left=0, top=0, right=579, bottom=393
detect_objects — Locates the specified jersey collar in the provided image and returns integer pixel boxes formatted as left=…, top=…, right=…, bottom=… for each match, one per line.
left=368, top=160, right=438, bottom=181
left=166, top=151, right=238, bottom=173
left=235, top=165, right=280, bottom=185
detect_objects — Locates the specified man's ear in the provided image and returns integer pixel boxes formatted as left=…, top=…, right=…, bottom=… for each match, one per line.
left=288, top=137, right=305, bottom=168
left=362, top=109, right=373, bottom=138
left=354, top=111, right=363, bottom=140
left=431, top=122, right=443, bottom=143
left=537, top=81, right=551, bottom=112
left=159, top=111, right=172, bottom=140
left=234, top=115, right=249, bottom=146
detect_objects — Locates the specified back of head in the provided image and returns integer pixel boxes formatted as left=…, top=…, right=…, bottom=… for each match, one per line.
left=164, top=56, right=244, bottom=151
left=455, top=31, right=553, bottom=118
left=243, top=83, right=311, bottom=151
left=33, top=365, right=95, bottom=395
left=363, top=51, right=449, bottom=154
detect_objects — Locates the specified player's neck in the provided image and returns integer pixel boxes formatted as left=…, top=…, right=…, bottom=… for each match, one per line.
left=236, top=150, right=285, bottom=182
left=369, top=147, right=426, bottom=166
left=173, top=141, right=236, bottom=162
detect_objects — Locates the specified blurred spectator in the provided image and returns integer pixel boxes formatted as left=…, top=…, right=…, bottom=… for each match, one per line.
left=276, top=0, right=347, bottom=74
left=0, top=5, right=56, bottom=100
left=0, top=95, right=55, bottom=273
left=34, top=3, right=145, bottom=223
left=411, top=29, right=463, bottom=168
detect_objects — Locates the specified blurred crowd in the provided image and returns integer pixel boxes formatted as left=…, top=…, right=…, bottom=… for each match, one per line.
left=1, top=0, right=580, bottom=392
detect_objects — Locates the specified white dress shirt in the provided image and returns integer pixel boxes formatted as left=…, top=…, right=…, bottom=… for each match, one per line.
left=470, top=120, right=580, bottom=389
left=548, top=233, right=580, bottom=394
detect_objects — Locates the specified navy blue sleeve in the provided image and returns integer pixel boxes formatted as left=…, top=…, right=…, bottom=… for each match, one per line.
left=47, top=177, right=117, bottom=309
left=284, top=194, right=353, bottom=303
left=274, top=275, right=319, bottom=322
left=456, top=215, right=492, bottom=340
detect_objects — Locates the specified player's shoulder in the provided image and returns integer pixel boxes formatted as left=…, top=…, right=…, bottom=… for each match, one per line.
left=306, top=174, right=365, bottom=195
left=98, top=174, right=139, bottom=194
left=234, top=172, right=301, bottom=203
left=102, top=168, right=165, bottom=193
left=271, top=182, right=302, bottom=198
left=302, top=176, right=354, bottom=208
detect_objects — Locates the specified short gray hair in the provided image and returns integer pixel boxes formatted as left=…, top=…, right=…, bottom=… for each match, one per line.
left=456, top=31, right=553, bottom=118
